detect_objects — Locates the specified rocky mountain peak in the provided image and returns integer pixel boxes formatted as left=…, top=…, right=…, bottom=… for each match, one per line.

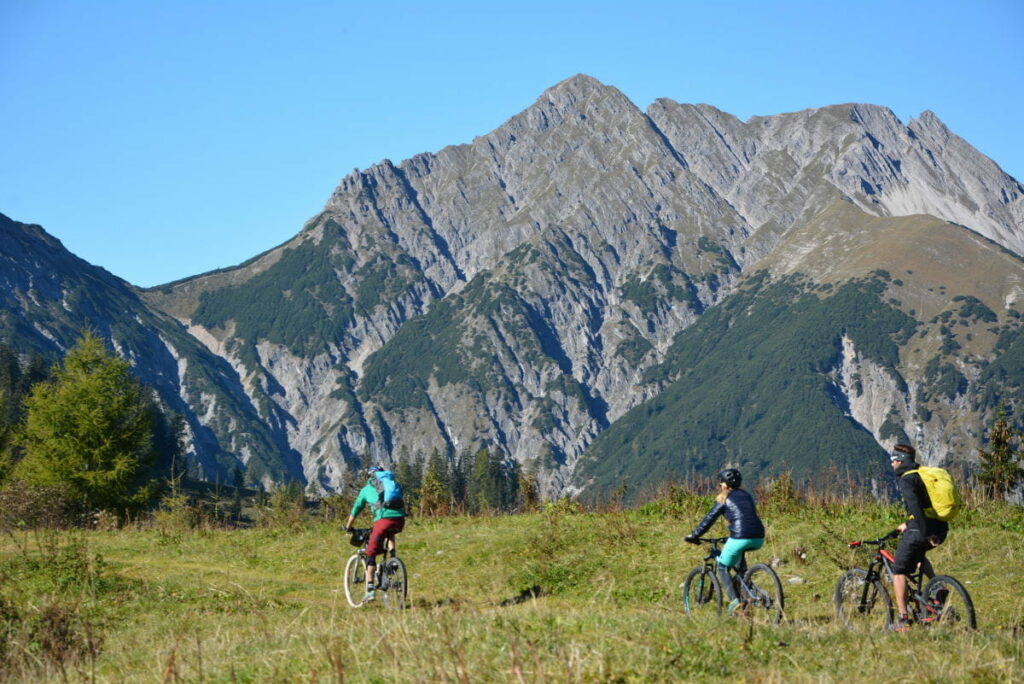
left=11, top=76, right=1024, bottom=497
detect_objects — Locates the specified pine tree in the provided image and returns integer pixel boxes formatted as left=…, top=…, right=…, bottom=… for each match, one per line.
left=469, top=447, right=492, bottom=513
left=14, top=332, right=160, bottom=514
left=469, top=447, right=512, bottom=513
left=418, top=449, right=451, bottom=517
left=450, top=450, right=469, bottom=509
left=978, top=409, right=1024, bottom=499
left=0, top=346, right=51, bottom=478
left=0, top=388, right=11, bottom=483
left=229, top=464, right=244, bottom=521
left=394, top=448, right=423, bottom=510
left=0, top=345, right=21, bottom=428
left=517, top=458, right=540, bottom=510
left=18, top=354, right=49, bottom=398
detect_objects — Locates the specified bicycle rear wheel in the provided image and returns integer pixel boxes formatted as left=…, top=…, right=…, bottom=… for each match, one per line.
left=381, top=557, right=408, bottom=610
left=743, top=563, right=784, bottom=624
left=921, top=575, right=976, bottom=631
left=834, top=568, right=892, bottom=632
left=343, top=554, right=368, bottom=607
left=682, top=566, right=722, bottom=616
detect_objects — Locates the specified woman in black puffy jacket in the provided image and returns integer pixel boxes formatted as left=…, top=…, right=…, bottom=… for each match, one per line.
left=684, top=468, right=766, bottom=611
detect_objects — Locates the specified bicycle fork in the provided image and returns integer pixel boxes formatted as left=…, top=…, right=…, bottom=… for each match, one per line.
left=856, top=564, right=885, bottom=616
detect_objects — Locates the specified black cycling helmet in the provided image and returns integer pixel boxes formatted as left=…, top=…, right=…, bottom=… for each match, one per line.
left=718, top=468, right=742, bottom=489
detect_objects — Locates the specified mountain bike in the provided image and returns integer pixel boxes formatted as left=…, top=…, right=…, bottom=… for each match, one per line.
left=681, top=536, right=784, bottom=624
left=834, top=530, right=975, bottom=632
left=343, top=528, right=408, bottom=610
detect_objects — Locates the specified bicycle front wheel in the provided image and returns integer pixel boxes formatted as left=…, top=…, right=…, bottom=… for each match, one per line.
left=834, top=568, right=892, bottom=632
left=343, top=554, right=368, bottom=607
left=381, top=557, right=408, bottom=611
left=743, top=563, right=784, bottom=624
left=921, top=575, right=976, bottom=631
left=682, top=566, right=723, bottom=616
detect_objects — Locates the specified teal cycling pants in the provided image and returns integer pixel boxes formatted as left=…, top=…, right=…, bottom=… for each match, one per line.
left=719, top=537, right=764, bottom=568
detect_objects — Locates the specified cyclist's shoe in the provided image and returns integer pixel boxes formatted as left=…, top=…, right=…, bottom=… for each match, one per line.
left=891, top=614, right=911, bottom=632
left=361, top=588, right=376, bottom=603
left=727, top=598, right=748, bottom=615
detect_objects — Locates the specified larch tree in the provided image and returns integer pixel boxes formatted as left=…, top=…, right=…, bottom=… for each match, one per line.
left=15, top=332, right=160, bottom=514
left=977, top=409, right=1024, bottom=499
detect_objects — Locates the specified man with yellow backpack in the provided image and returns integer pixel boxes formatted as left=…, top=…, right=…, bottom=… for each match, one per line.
left=888, top=443, right=961, bottom=631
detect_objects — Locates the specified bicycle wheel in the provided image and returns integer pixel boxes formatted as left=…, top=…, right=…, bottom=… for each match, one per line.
left=343, top=553, right=368, bottom=607
left=834, top=568, right=892, bottom=632
left=921, top=575, right=976, bottom=631
left=682, top=566, right=723, bottom=616
left=743, top=563, right=785, bottom=624
left=381, top=557, right=408, bottom=610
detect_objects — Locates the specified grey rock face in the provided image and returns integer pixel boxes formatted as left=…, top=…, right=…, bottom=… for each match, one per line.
left=6, top=74, right=1023, bottom=496
left=157, top=76, right=1024, bottom=492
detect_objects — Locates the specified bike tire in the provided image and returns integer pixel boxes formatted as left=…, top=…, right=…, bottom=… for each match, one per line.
left=743, top=563, right=785, bottom=624
left=682, top=566, right=723, bottom=616
left=921, top=574, right=976, bottom=631
left=343, top=553, right=368, bottom=607
left=381, top=557, right=408, bottom=611
left=834, top=568, right=892, bottom=632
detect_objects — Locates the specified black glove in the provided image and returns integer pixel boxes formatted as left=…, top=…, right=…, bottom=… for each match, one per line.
left=684, top=535, right=699, bottom=545
left=344, top=526, right=353, bottom=533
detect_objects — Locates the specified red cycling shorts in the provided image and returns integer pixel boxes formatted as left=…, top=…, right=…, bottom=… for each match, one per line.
left=366, top=517, right=405, bottom=559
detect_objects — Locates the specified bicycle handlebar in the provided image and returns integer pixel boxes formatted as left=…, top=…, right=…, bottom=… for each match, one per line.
left=846, top=529, right=900, bottom=548
left=693, top=536, right=731, bottom=545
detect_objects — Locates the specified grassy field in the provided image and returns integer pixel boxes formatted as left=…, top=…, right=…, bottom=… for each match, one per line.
left=2, top=493, right=1023, bottom=683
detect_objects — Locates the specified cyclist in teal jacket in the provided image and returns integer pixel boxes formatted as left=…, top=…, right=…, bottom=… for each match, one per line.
left=345, top=466, right=405, bottom=602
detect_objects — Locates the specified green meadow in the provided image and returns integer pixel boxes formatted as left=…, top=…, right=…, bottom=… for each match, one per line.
left=2, top=492, right=1022, bottom=683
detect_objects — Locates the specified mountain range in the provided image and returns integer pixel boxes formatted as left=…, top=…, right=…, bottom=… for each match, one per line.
left=3, top=74, right=1022, bottom=498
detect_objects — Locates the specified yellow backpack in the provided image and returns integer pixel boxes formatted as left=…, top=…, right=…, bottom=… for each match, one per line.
left=903, top=466, right=962, bottom=522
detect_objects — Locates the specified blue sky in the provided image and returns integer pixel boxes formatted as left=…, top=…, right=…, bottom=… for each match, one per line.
left=2, top=1, right=1022, bottom=288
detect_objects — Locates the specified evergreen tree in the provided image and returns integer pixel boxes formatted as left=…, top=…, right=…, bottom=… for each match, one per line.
left=0, top=345, right=21, bottom=427
left=150, top=406, right=185, bottom=480
left=14, top=332, right=161, bottom=514
left=0, top=388, right=11, bottom=483
left=978, top=409, right=1024, bottom=499
left=469, top=447, right=512, bottom=512
left=394, top=448, right=423, bottom=510
left=469, top=447, right=492, bottom=513
left=490, top=448, right=517, bottom=511
left=419, top=449, right=451, bottom=517
left=517, top=458, right=540, bottom=510
left=229, top=464, right=244, bottom=521
left=284, top=479, right=304, bottom=503
left=0, top=346, right=51, bottom=479
left=18, top=354, right=49, bottom=398
left=450, top=450, right=469, bottom=510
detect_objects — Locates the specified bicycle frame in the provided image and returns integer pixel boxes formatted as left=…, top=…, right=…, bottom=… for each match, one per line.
left=847, top=532, right=927, bottom=610
left=695, top=537, right=753, bottom=600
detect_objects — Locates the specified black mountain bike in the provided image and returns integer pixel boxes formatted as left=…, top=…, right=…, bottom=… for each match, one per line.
left=343, top=528, right=408, bottom=610
left=682, top=536, right=784, bottom=624
left=834, top=530, right=975, bottom=632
